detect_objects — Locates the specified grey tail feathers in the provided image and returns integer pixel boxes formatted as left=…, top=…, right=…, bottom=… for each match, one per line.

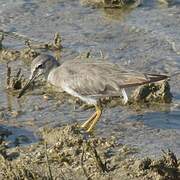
left=147, top=73, right=169, bottom=83
left=148, top=71, right=180, bottom=81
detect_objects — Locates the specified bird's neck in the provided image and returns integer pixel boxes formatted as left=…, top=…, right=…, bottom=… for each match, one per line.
left=46, top=66, right=58, bottom=85
left=45, top=61, right=60, bottom=79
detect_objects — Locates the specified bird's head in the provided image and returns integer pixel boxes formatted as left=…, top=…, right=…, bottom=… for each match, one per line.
left=18, top=54, right=59, bottom=98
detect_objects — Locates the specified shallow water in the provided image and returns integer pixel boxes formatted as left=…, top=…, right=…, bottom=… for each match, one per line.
left=0, top=0, right=180, bottom=157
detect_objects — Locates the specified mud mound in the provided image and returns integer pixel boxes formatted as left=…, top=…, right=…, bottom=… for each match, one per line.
left=131, top=80, right=172, bottom=103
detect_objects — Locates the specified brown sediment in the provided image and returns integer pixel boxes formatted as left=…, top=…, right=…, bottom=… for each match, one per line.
left=0, top=124, right=179, bottom=180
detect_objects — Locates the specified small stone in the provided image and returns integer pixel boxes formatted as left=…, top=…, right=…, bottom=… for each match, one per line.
left=11, top=110, right=22, bottom=118
left=43, top=94, right=50, bottom=100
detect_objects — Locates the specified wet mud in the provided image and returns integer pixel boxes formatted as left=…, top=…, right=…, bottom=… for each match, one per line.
left=0, top=124, right=180, bottom=180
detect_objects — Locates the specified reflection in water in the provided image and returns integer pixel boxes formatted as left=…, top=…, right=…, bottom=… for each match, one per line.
left=5, top=91, right=22, bottom=112
left=6, top=91, right=13, bottom=112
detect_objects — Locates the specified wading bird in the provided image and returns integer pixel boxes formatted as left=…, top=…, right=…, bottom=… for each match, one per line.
left=18, top=54, right=168, bottom=132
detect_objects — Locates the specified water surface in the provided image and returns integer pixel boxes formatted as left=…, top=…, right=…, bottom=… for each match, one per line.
left=0, top=0, right=180, bottom=157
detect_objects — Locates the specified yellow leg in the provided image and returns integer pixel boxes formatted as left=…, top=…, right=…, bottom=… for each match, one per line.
left=81, top=111, right=97, bottom=130
left=86, top=105, right=102, bottom=133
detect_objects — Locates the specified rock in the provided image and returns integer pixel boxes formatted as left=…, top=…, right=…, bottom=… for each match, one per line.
left=131, top=80, right=172, bottom=103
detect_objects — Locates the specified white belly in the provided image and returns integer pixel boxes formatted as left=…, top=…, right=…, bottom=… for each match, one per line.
left=62, top=84, right=97, bottom=105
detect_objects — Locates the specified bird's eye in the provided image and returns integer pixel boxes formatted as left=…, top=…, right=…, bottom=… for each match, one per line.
left=37, top=64, right=44, bottom=69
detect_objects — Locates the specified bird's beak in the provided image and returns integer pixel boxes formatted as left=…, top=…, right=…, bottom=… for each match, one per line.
left=17, top=70, right=38, bottom=98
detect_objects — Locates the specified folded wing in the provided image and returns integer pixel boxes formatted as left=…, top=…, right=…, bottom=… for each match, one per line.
left=53, top=59, right=168, bottom=97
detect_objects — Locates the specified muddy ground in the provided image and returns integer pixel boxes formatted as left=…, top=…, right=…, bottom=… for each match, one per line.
left=0, top=124, right=180, bottom=180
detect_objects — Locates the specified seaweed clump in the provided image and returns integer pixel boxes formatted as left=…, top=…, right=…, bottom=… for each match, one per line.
left=6, top=64, right=26, bottom=91
left=131, top=80, right=172, bottom=104
left=80, top=0, right=141, bottom=8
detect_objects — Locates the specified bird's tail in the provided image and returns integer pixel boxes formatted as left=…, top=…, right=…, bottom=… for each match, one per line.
left=146, top=73, right=169, bottom=83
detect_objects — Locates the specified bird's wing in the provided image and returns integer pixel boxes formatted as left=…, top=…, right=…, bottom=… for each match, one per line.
left=56, top=60, right=168, bottom=97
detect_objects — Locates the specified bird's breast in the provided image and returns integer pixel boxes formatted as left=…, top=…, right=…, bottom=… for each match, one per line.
left=47, top=68, right=64, bottom=92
